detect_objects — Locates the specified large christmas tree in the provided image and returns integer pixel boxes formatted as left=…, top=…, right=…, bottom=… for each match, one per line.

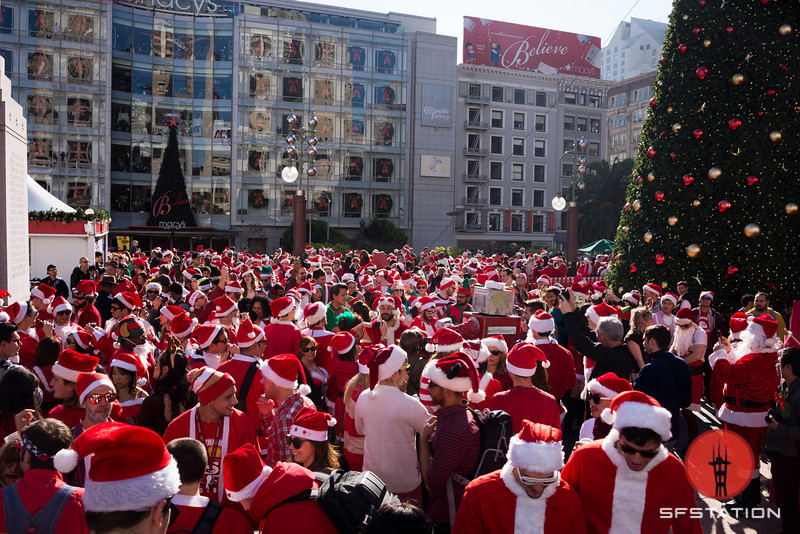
left=606, top=0, right=799, bottom=317
left=147, top=125, right=196, bottom=227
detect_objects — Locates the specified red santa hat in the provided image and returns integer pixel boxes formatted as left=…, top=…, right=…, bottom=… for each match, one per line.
left=506, top=341, right=549, bottom=377
left=69, top=327, right=95, bottom=352
left=416, top=296, right=436, bottom=313
left=481, top=335, right=508, bottom=354
left=642, top=283, right=662, bottom=298
left=261, top=354, right=311, bottom=395
left=331, top=331, right=356, bottom=355
left=192, top=324, right=225, bottom=350
left=4, top=301, right=30, bottom=325
left=660, top=293, right=678, bottom=308
left=53, top=422, right=180, bottom=512
left=296, top=282, right=313, bottom=296
left=456, top=286, right=472, bottom=297
left=462, top=339, right=490, bottom=364
left=586, top=302, right=618, bottom=326
left=224, top=281, right=243, bottom=294
left=290, top=406, right=337, bottom=442
left=187, top=290, right=206, bottom=312
left=364, top=345, right=408, bottom=396
left=601, top=390, right=672, bottom=441
left=170, top=313, right=196, bottom=339
left=303, top=302, right=326, bottom=326
left=675, top=307, right=697, bottom=326
left=53, top=350, right=99, bottom=383
left=528, top=310, right=555, bottom=333
left=570, top=282, right=590, bottom=301
left=621, top=291, right=640, bottom=306
left=182, top=267, right=199, bottom=279
left=235, top=318, right=264, bottom=348
left=31, top=283, right=56, bottom=305
left=114, top=292, right=143, bottom=311
left=269, top=296, right=296, bottom=320
left=729, top=311, right=749, bottom=335
left=425, top=327, right=464, bottom=353
left=222, top=443, right=272, bottom=502
left=423, top=352, right=488, bottom=404
left=73, top=280, right=97, bottom=297
left=747, top=313, right=779, bottom=343
left=438, top=278, right=456, bottom=292
left=159, top=305, right=185, bottom=322
left=587, top=372, right=633, bottom=400
left=700, top=290, right=714, bottom=301
left=212, top=296, right=237, bottom=318
left=109, top=352, right=147, bottom=387
left=374, top=295, right=401, bottom=315
left=508, top=421, right=564, bottom=473
left=188, top=367, right=236, bottom=405
left=47, top=296, right=72, bottom=316
left=75, top=371, right=115, bottom=405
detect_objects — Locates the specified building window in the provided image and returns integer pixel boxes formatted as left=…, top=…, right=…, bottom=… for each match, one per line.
left=489, top=187, right=502, bottom=206
left=590, top=118, right=600, bottom=133
left=533, top=190, right=545, bottom=207
left=512, top=163, right=524, bottom=181
left=490, top=161, right=502, bottom=180
left=589, top=142, right=600, bottom=157
left=576, top=117, right=587, bottom=132
left=468, top=107, right=481, bottom=122
left=564, top=116, right=574, bottom=130
left=535, top=91, right=547, bottom=106
left=489, top=213, right=501, bottom=231
left=533, top=165, right=545, bottom=182
left=512, top=138, right=525, bottom=156
left=564, top=92, right=577, bottom=104
left=511, top=189, right=523, bottom=206
left=588, top=95, right=601, bottom=108
left=490, top=136, right=503, bottom=154
left=533, top=215, right=543, bottom=232
left=514, top=89, right=525, bottom=104
left=535, top=115, right=546, bottom=132
left=492, top=86, right=503, bottom=102
left=491, top=110, right=503, bottom=128
left=467, top=160, right=480, bottom=176
left=468, top=83, right=481, bottom=98
left=467, top=134, right=480, bottom=150
left=466, top=185, right=479, bottom=200
left=563, top=139, right=575, bottom=152
left=466, top=212, right=479, bottom=225
left=513, top=112, right=525, bottom=130
left=534, top=140, right=546, bottom=158
left=511, top=214, right=523, bottom=232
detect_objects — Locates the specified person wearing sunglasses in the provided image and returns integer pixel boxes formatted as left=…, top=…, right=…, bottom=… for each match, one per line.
left=286, top=406, right=340, bottom=474
left=562, top=391, right=702, bottom=534
left=577, top=372, right=632, bottom=443
left=0, top=418, right=88, bottom=533
left=71, top=280, right=101, bottom=330
left=453, top=420, right=586, bottom=533
left=47, top=297, right=77, bottom=348
left=68, top=372, right=118, bottom=487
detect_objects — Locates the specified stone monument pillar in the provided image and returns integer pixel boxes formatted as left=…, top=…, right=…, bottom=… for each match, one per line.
left=0, top=55, right=30, bottom=302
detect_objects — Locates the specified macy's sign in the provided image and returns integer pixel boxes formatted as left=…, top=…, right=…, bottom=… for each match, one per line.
left=120, top=0, right=220, bottom=16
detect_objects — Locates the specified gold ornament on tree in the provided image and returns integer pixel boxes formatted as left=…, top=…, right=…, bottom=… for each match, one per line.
left=622, top=226, right=630, bottom=234
left=672, top=123, right=682, bottom=133
left=703, top=39, right=711, bottom=47
left=770, top=131, right=782, bottom=142
left=647, top=172, right=656, bottom=182
left=686, top=244, right=701, bottom=258
left=779, top=24, right=792, bottom=36
left=744, top=223, right=761, bottom=238
left=692, top=199, right=701, bottom=207
left=632, top=200, right=642, bottom=211
left=786, top=203, right=799, bottom=215
left=644, top=232, right=653, bottom=243
left=731, top=73, right=745, bottom=85
left=668, top=216, right=678, bottom=226
left=708, top=167, right=722, bottom=179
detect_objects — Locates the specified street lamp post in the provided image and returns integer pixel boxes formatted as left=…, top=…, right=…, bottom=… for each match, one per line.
left=281, top=112, right=318, bottom=256
left=551, top=138, right=587, bottom=260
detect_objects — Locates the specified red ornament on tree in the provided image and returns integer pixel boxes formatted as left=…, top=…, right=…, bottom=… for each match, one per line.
left=655, top=254, right=665, bottom=265
left=696, top=66, right=708, bottom=79
left=649, top=97, right=656, bottom=107
left=647, top=147, right=656, bottom=157
left=728, top=117, right=742, bottom=130
left=670, top=152, right=677, bottom=159
left=623, top=202, right=630, bottom=212
left=700, top=0, right=706, bottom=5
left=727, top=265, right=739, bottom=275
left=767, top=89, right=776, bottom=95
left=726, top=26, right=734, bottom=34
left=614, top=254, right=621, bottom=263
left=693, top=129, right=704, bottom=138
left=682, top=174, right=694, bottom=185
left=747, top=175, right=759, bottom=185
left=655, top=190, right=665, bottom=201
left=678, top=44, right=688, bottom=53
left=630, top=263, right=637, bottom=273
left=693, top=27, right=701, bottom=35
left=717, top=200, right=732, bottom=212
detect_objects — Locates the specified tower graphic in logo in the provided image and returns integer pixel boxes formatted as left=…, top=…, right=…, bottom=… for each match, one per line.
left=709, top=440, right=732, bottom=498
left=686, top=429, right=753, bottom=500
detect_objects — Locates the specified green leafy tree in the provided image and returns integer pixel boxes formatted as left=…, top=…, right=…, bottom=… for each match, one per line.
left=576, top=158, right=634, bottom=244
left=606, top=0, right=800, bottom=317
left=147, top=125, right=196, bottom=227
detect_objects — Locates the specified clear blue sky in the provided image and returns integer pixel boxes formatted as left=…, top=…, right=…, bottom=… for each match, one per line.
left=298, top=0, right=675, bottom=47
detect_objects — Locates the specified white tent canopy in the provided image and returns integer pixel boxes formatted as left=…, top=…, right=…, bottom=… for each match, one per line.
left=27, top=174, right=75, bottom=213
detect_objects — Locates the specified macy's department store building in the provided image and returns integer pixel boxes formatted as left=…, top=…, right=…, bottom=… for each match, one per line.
left=6, top=0, right=458, bottom=251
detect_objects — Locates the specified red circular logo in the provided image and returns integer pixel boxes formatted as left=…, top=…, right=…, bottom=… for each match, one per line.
left=684, top=429, right=754, bottom=500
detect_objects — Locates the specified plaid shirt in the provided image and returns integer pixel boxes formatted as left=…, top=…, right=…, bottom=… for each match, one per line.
left=260, top=392, right=311, bottom=467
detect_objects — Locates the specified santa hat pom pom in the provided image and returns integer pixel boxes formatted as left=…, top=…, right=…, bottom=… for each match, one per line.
left=298, top=384, right=312, bottom=396
left=0, top=311, right=9, bottom=323
left=138, top=377, right=147, bottom=387
left=363, top=389, right=377, bottom=400
left=54, top=448, right=79, bottom=473
left=600, top=407, right=615, bottom=426
left=467, top=389, right=486, bottom=404
left=541, top=359, right=550, bottom=369
left=327, top=417, right=337, bottom=427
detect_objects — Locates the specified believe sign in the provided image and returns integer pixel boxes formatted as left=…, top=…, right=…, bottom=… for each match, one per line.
left=463, top=17, right=601, bottom=78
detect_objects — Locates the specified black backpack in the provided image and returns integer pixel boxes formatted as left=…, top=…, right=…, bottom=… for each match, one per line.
left=468, top=408, right=513, bottom=478
left=273, top=469, right=399, bottom=534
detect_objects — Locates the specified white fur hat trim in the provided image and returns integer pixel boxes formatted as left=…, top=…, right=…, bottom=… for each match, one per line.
left=83, top=457, right=181, bottom=512
left=508, top=435, right=564, bottom=473
left=601, top=401, right=672, bottom=442
left=226, top=466, right=271, bottom=502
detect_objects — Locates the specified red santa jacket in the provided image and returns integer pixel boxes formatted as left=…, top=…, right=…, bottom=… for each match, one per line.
left=534, top=339, right=577, bottom=400
left=561, top=429, right=702, bottom=534
left=262, top=320, right=302, bottom=360
left=362, top=319, right=408, bottom=346
left=248, top=462, right=338, bottom=534
left=410, top=316, right=436, bottom=337
left=167, top=493, right=251, bottom=534
left=74, top=305, right=102, bottom=328
left=217, top=354, right=266, bottom=453
left=0, top=469, right=87, bottom=534
left=17, top=330, right=39, bottom=370
left=710, top=349, right=780, bottom=427
left=489, top=386, right=561, bottom=434
left=452, top=463, right=586, bottom=534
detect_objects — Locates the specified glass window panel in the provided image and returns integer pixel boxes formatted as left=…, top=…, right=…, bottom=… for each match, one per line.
left=373, top=194, right=393, bottom=218
left=174, top=26, right=193, bottom=60
left=193, top=108, right=213, bottom=138
left=132, top=62, right=152, bottom=95
left=250, top=72, right=270, bottom=99
left=131, top=142, right=151, bottom=174
left=213, top=29, right=232, bottom=61
left=512, top=163, right=523, bottom=181
left=192, top=184, right=211, bottom=214
left=489, top=188, right=501, bottom=205
left=27, top=52, right=53, bottom=80
left=533, top=165, right=545, bottom=182
left=248, top=110, right=270, bottom=135
left=533, top=190, right=545, bottom=207
left=284, top=38, right=304, bottom=64
left=373, top=157, right=394, bottom=182
left=249, top=34, right=272, bottom=59
left=316, top=116, right=335, bottom=142
left=343, top=192, right=362, bottom=217
left=344, top=117, right=365, bottom=143
left=511, top=214, right=522, bottom=232
left=312, top=191, right=331, bottom=216
left=152, top=65, right=172, bottom=97
left=283, top=76, right=302, bottom=102
left=27, top=94, right=54, bottom=125
left=213, top=69, right=232, bottom=100
left=173, top=65, right=193, bottom=98
left=345, top=155, right=363, bottom=180
left=511, top=189, right=523, bottom=206
left=133, top=21, right=152, bottom=56
left=490, top=161, right=502, bottom=180
left=491, top=86, right=503, bottom=102
left=67, top=140, right=92, bottom=169
left=194, top=26, right=213, bottom=61
left=132, top=184, right=152, bottom=214
left=194, top=67, right=213, bottom=99
left=29, top=9, right=55, bottom=38
left=131, top=101, right=151, bottom=134
left=315, top=41, right=336, bottom=68
left=67, top=56, right=93, bottom=82
left=111, top=183, right=130, bottom=211
left=28, top=137, right=52, bottom=167
left=246, top=187, right=269, bottom=213
left=314, top=78, right=335, bottom=105
left=67, top=181, right=93, bottom=207
left=113, top=19, right=132, bottom=52
left=111, top=141, right=130, bottom=172
left=112, top=60, right=131, bottom=92
left=0, top=7, right=13, bottom=35
left=67, top=97, right=92, bottom=126
left=0, top=50, right=14, bottom=74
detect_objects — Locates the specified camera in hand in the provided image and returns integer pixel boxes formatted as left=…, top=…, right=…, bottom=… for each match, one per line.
left=766, top=407, right=785, bottom=423
left=560, top=288, right=571, bottom=299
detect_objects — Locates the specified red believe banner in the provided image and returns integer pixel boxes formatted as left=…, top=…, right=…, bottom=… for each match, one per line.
left=463, top=16, right=601, bottom=78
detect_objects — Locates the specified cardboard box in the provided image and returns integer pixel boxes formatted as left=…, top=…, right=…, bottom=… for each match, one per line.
left=465, top=313, right=524, bottom=349
left=472, top=286, right=516, bottom=316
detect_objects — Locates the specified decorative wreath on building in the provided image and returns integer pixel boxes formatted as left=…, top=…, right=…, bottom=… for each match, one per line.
left=248, top=189, right=267, bottom=209
left=375, top=194, right=393, bottom=214
left=345, top=193, right=363, bottom=213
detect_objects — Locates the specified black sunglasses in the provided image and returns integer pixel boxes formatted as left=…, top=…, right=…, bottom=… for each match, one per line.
left=618, top=440, right=659, bottom=459
left=588, top=393, right=609, bottom=404
left=302, top=346, right=317, bottom=352
left=489, top=350, right=502, bottom=356
left=285, top=435, right=305, bottom=449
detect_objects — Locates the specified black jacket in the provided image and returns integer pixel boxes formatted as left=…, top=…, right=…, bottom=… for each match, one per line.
left=633, top=349, right=692, bottom=439
left=564, top=311, right=636, bottom=381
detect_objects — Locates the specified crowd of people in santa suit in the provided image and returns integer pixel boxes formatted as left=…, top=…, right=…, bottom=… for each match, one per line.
left=0, top=243, right=796, bottom=534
